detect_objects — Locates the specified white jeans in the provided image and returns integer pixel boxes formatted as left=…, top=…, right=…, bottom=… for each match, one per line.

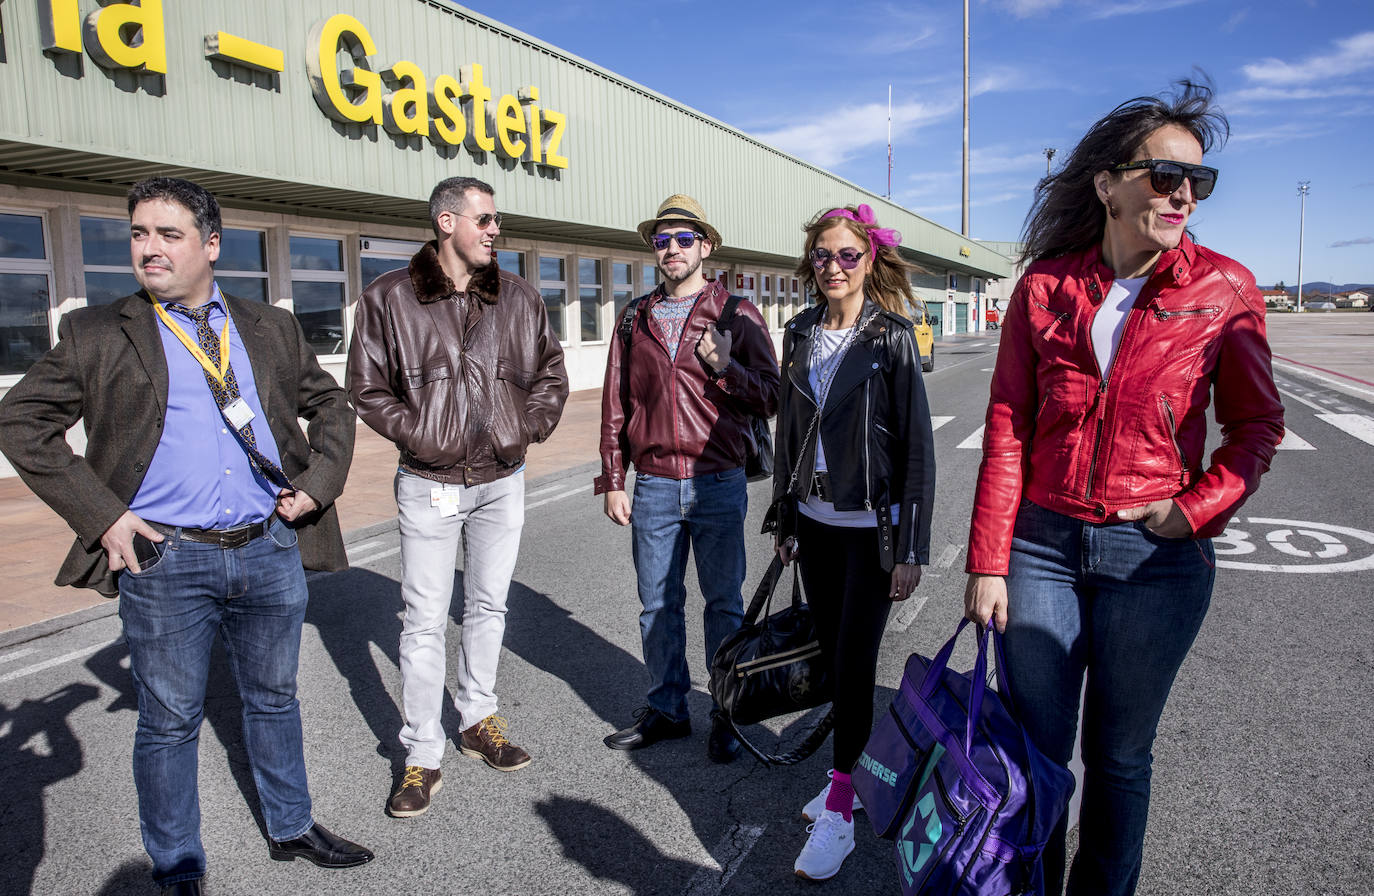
left=394, top=469, right=525, bottom=768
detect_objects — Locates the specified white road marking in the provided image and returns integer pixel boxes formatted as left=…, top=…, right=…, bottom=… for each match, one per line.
left=680, top=823, right=766, bottom=896
left=957, top=425, right=985, bottom=450
left=0, top=641, right=114, bottom=685
left=1273, top=360, right=1374, bottom=400
left=1277, top=430, right=1315, bottom=450
left=0, top=647, right=37, bottom=665
left=525, top=483, right=585, bottom=510
left=349, top=546, right=401, bottom=566
left=1276, top=387, right=1328, bottom=412
left=349, top=538, right=389, bottom=555
left=930, top=416, right=954, bottom=431
left=1316, top=414, right=1374, bottom=447
left=924, top=351, right=991, bottom=377
left=1216, top=518, right=1374, bottom=573
left=892, top=544, right=961, bottom=632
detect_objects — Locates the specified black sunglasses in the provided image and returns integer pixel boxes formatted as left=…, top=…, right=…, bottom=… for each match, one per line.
left=457, top=211, right=503, bottom=229
left=1113, top=159, right=1218, bottom=200
left=650, top=231, right=704, bottom=251
left=810, top=247, right=866, bottom=271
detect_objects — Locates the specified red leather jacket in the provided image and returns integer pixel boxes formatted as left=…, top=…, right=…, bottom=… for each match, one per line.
left=966, top=236, right=1284, bottom=575
left=595, top=278, right=779, bottom=492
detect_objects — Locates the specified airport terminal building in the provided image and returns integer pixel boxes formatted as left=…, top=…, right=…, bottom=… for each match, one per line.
left=0, top=0, right=1012, bottom=407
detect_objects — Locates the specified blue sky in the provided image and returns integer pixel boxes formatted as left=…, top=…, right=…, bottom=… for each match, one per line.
left=461, top=0, right=1373, bottom=289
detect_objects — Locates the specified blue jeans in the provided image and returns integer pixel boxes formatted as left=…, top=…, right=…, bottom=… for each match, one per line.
left=1002, top=501, right=1214, bottom=896
left=630, top=468, right=748, bottom=720
left=117, top=517, right=313, bottom=886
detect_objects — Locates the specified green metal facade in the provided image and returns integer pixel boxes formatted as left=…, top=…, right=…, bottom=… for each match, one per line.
left=0, top=0, right=1011, bottom=279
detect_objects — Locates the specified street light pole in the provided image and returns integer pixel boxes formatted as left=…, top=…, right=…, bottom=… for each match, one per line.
left=961, top=0, right=970, bottom=236
left=1296, top=180, right=1310, bottom=312
left=1043, top=147, right=1056, bottom=177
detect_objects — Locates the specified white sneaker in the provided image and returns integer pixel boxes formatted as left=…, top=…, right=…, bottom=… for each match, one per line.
left=794, top=809, right=855, bottom=881
left=801, top=770, right=863, bottom=822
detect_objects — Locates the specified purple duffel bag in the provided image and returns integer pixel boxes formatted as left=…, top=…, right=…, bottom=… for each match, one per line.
left=852, top=618, right=1075, bottom=895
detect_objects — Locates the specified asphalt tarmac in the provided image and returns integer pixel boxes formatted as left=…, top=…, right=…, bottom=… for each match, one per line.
left=2, top=313, right=1372, bottom=895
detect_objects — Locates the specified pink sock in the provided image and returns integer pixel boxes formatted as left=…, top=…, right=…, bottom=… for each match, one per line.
left=825, top=771, right=855, bottom=821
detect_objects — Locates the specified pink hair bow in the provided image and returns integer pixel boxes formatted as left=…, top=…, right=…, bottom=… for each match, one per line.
left=822, top=204, right=902, bottom=260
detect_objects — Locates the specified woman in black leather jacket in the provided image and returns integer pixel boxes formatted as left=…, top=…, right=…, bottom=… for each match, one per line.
left=766, top=204, right=936, bottom=881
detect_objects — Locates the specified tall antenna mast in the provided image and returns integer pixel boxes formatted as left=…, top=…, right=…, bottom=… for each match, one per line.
left=887, top=84, right=893, bottom=200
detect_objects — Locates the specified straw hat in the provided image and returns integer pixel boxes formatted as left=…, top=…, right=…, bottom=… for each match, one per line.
left=636, top=194, right=723, bottom=249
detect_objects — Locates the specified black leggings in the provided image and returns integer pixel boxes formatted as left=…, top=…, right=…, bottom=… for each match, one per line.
left=795, top=514, right=894, bottom=773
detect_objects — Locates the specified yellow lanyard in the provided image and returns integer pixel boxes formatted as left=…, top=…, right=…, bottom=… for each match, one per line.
left=152, top=300, right=231, bottom=390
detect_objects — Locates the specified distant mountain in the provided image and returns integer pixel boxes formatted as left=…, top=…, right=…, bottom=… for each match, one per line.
left=1261, top=282, right=1373, bottom=295
left=1264, top=280, right=1374, bottom=294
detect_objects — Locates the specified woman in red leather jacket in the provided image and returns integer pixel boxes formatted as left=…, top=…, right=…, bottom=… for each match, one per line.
left=964, top=79, right=1284, bottom=896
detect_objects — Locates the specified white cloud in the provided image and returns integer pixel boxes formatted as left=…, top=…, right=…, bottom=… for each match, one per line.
left=1229, top=84, right=1374, bottom=103
left=908, top=190, right=1025, bottom=216
left=1221, top=8, right=1249, bottom=33
left=749, top=99, right=957, bottom=169
left=1242, top=31, right=1374, bottom=86
left=1084, top=0, right=1200, bottom=20
left=1226, top=122, right=1327, bottom=145
left=991, top=0, right=1064, bottom=17
left=1331, top=237, right=1374, bottom=248
left=971, top=147, right=1047, bottom=175
left=862, top=4, right=940, bottom=54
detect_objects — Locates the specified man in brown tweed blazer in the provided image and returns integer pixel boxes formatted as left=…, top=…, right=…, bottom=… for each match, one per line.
left=0, top=177, right=370, bottom=895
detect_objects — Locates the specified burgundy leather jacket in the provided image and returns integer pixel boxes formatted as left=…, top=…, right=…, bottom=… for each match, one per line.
left=595, top=277, right=779, bottom=492
left=966, top=235, right=1285, bottom=575
left=348, top=242, right=568, bottom=486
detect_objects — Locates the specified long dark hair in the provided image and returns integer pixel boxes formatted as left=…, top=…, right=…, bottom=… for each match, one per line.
left=1020, top=76, right=1229, bottom=265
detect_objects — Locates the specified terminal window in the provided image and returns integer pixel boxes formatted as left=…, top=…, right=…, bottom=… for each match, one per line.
left=0, top=212, right=53, bottom=376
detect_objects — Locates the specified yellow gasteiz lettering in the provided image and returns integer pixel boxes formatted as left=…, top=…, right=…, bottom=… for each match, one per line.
left=203, top=31, right=284, bottom=74
left=38, top=0, right=82, bottom=55
left=495, top=93, right=526, bottom=158
left=306, top=14, right=383, bottom=125
left=429, top=74, right=467, bottom=147
left=383, top=60, right=429, bottom=137
left=24, top=5, right=570, bottom=170
left=460, top=63, right=495, bottom=153
left=540, top=108, right=568, bottom=170
left=84, top=0, right=167, bottom=74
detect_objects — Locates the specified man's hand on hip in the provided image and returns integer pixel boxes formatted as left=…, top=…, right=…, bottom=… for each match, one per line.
left=100, top=510, right=163, bottom=574
left=604, top=490, right=631, bottom=526
left=276, top=488, right=319, bottom=522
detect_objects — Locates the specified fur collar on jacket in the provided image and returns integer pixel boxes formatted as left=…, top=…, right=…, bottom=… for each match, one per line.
left=408, top=240, right=502, bottom=305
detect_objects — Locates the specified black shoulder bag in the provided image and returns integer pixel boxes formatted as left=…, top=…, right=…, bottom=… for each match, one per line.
left=709, top=555, right=834, bottom=765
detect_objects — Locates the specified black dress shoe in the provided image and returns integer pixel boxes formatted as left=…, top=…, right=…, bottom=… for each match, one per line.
left=604, top=706, right=691, bottom=750
left=268, top=822, right=374, bottom=868
left=160, top=879, right=204, bottom=896
left=707, top=710, right=742, bottom=764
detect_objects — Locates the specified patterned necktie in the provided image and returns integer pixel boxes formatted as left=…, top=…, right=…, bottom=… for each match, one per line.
left=177, top=304, right=292, bottom=490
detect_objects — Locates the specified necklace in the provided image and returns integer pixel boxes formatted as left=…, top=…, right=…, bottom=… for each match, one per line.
left=808, top=309, right=875, bottom=410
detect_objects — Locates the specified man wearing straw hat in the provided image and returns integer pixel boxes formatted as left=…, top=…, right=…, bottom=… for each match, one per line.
left=596, top=194, right=779, bottom=762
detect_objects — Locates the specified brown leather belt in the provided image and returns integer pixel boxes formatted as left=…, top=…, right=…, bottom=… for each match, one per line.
left=148, top=517, right=270, bottom=549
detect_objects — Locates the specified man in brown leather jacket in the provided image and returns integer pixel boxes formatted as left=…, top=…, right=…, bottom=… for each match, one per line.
left=348, top=176, right=567, bottom=817
left=596, top=194, right=779, bottom=762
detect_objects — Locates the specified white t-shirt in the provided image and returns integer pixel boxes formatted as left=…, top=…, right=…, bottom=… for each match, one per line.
left=1091, top=276, right=1147, bottom=377
left=800, top=327, right=898, bottom=528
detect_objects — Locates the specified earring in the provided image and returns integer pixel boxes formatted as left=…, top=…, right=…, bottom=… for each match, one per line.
left=1107, top=199, right=1119, bottom=219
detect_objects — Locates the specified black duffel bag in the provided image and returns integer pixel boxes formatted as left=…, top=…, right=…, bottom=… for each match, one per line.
left=709, top=555, right=834, bottom=765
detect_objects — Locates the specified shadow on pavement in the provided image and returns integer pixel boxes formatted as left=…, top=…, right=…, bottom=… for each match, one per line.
left=0, top=681, right=100, bottom=895
left=304, top=567, right=406, bottom=771
left=94, top=859, right=154, bottom=895
left=536, top=794, right=706, bottom=895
